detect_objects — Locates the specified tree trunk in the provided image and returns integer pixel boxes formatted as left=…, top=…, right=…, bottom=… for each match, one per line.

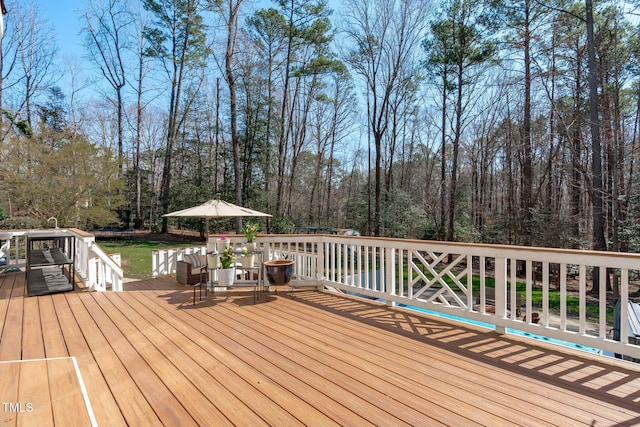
left=447, top=61, right=463, bottom=243
left=160, top=0, right=192, bottom=233
left=224, top=0, right=244, bottom=232
left=135, top=49, right=143, bottom=228
left=276, top=0, right=295, bottom=217
left=586, top=0, right=607, bottom=295
left=374, top=129, right=382, bottom=236
left=571, top=37, right=582, bottom=245
left=439, top=85, right=447, bottom=241
left=521, top=0, right=533, bottom=245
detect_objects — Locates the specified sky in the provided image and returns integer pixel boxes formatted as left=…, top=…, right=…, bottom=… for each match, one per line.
left=32, top=0, right=343, bottom=60
left=26, top=0, right=345, bottom=105
left=35, top=0, right=86, bottom=61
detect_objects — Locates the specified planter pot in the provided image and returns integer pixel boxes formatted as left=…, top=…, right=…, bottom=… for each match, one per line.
left=217, top=239, right=230, bottom=252
left=264, top=259, right=295, bottom=286
left=218, top=268, right=235, bottom=287
left=241, top=255, right=255, bottom=268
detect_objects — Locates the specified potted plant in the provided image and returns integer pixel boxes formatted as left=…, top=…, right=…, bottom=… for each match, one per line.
left=218, top=245, right=236, bottom=286
left=242, top=222, right=260, bottom=250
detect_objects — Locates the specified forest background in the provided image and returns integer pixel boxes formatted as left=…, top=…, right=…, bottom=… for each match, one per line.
left=1, top=0, right=639, bottom=255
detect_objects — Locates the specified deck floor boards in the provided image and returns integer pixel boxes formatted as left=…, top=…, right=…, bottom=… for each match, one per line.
left=82, top=292, right=198, bottom=427
left=280, top=296, right=597, bottom=425
left=46, top=358, right=92, bottom=427
left=115, top=292, right=301, bottom=426
left=21, top=297, right=45, bottom=360
left=211, top=299, right=449, bottom=426
left=90, top=292, right=233, bottom=426
left=64, top=292, right=163, bottom=427
left=1, top=272, right=640, bottom=426
left=0, top=360, right=19, bottom=425
left=19, top=359, right=53, bottom=425
left=126, top=291, right=340, bottom=427
left=49, top=293, right=127, bottom=427
left=145, top=292, right=383, bottom=426
left=243, top=298, right=513, bottom=425
left=0, top=358, right=91, bottom=427
left=0, top=290, right=25, bottom=361
left=39, top=297, right=68, bottom=359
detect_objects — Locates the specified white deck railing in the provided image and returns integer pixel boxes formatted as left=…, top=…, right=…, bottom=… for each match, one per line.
left=151, top=245, right=208, bottom=278
left=0, top=229, right=123, bottom=292
left=153, top=234, right=640, bottom=361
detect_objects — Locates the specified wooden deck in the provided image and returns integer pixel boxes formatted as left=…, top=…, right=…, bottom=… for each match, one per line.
left=1, top=272, right=640, bottom=426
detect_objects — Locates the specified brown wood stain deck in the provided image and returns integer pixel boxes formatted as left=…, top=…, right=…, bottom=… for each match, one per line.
left=0, top=271, right=639, bottom=426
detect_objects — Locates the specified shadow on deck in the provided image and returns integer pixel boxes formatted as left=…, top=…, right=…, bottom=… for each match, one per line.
left=0, top=272, right=639, bottom=426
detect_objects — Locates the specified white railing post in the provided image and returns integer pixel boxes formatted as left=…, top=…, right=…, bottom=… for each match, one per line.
left=317, top=237, right=325, bottom=281
left=371, top=246, right=377, bottom=291
left=620, top=271, right=630, bottom=345
left=152, top=250, right=159, bottom=278
left=560, top=264, right=567, bottom=330
left=87, top=258, right=95, bottom=291
left=579, top=264, right=587, bottom=334
left=386, top=247, right=396, bottom=304
left=598, top=265, right=608, bottom=337
left=479, top=256, right=486, bottom=313
left=466, top=255, right=473, bottom=311
left=494, top=256, right=507, bottom=334
left=75, top=235, right=96, bottom=281
left=12, top=235, right=21, bottom=268
left=542, top=262, right=549, bottom=327
left=97, top=246, right=121, bottom=291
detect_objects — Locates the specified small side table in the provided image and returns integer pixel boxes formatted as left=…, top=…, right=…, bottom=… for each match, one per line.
left=208, top=248, right=265, bottom=303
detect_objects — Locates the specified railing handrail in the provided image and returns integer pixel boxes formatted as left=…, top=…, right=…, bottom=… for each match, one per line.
left=86, top=240, right=124, bottom=291
left=152, top=245, right=207, bottom=278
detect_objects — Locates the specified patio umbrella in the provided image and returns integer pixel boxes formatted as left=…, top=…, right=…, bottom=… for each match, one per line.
left=164, top=198, right=271, bottom=219
left=163, top=197, right=271, bottom=235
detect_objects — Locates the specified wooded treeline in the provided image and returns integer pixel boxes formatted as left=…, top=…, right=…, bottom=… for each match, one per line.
left=1, top=0, right=639, bottom=253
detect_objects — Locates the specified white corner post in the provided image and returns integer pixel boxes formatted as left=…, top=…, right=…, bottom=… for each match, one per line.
left=386, top=247, right=396, bottom=306
left=494, top=256, right=508, bottom=334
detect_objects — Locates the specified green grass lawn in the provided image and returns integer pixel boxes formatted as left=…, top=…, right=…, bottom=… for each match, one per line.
left=98, top=240, right=200, bottom=280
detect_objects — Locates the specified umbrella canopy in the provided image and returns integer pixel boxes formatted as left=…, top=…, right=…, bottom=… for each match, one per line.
left=163, top=198, right=271, bottom=218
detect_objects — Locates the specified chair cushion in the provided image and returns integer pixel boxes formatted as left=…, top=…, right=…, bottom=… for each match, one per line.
left=184, top=253, right=202, bottom=268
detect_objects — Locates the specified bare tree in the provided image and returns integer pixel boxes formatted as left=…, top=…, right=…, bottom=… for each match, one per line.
left=82, top=0, right=131, bottom=176
left=143, top=0, right=208, bottom=232
left=62, top=56, right=93, bottom=135
left=269, top=0, right=332, bottom=219
left=129, top=3, right=153, bottom=228
left=323, top=65, right=355, bottom=224
left=343, top=0, right=429, bottom=235
left=210, top=0, right=245, bottom=232
left=0, top=0, right=19, bottom=134
left=586, top=0, right=606, bottom=293
left=12, top=0, right=57, bottom=130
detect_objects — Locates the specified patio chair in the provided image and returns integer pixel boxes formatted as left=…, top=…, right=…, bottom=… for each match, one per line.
left=176, top=253, right=207, bottom=285
left=176, top=253, right=208, bottom=304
